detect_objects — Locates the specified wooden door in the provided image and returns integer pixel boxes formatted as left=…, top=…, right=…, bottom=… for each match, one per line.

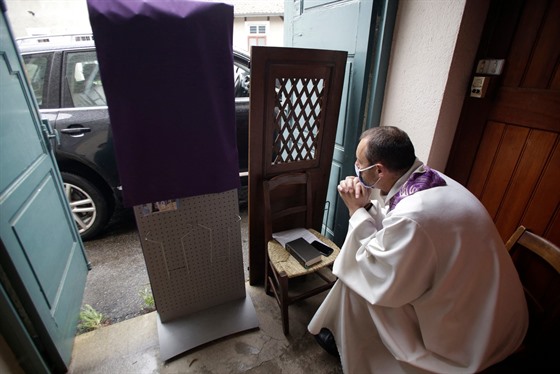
left=0, top=10, right=88, bottom=372
left=248, top=46, right=347, bottom=284
left=446, top=0, right=560, bottom=245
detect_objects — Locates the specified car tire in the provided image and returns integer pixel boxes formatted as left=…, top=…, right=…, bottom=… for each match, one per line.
left=61, top=172, right=110, bottom=241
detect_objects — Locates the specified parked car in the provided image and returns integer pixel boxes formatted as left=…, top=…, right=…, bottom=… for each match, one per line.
left=17, top=34, right=250, bottom=240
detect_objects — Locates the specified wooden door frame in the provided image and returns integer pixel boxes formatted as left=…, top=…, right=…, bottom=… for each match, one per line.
left=446, top=0, right=525, bottom=184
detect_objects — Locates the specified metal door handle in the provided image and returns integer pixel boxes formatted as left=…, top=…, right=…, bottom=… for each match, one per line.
left=60, top=127, right=91, bottom=135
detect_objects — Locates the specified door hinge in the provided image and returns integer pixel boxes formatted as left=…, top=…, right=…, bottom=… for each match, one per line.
left=40, top=119, right=59, bottom=151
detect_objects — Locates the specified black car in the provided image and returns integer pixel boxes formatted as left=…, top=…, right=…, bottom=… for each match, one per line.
left=18, top=34, right=250, bottom=240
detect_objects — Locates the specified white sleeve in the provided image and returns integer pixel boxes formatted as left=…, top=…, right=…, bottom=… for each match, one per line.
left=333, top=211, right=437, bottom=307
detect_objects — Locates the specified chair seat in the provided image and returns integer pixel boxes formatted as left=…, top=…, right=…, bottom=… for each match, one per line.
left=267, top=228, right=340, bottom=278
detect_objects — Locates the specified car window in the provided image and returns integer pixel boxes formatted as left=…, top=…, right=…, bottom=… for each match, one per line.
left=22, top=54, right=50, bottom=107
left=65, top=51, right=106, bottom=108
left=234, top=61, right=250, bottom=98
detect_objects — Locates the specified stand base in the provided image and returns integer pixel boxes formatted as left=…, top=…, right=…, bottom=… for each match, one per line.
left=156, top=295, right=259, bottom=361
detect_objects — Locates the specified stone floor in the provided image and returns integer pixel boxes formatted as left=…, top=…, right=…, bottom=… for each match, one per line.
left=68, top=282, right=343, bottom=374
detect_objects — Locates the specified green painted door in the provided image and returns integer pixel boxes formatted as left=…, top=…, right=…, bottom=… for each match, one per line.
left=284, top=0, right=397, bottom=245
left=0, top=9, right=88, bottom=372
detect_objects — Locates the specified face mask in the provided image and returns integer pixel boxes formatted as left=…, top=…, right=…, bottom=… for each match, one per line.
left=355, top=163, right=381, bottom=189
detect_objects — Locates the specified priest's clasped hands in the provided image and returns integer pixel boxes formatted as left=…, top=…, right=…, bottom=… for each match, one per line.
left=337, top=176, right=371, bottom=216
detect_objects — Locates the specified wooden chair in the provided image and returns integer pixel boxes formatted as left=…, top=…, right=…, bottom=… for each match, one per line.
left=263, top=172, right=340, bottom=335
left=482, top=226, right=560, bottom=372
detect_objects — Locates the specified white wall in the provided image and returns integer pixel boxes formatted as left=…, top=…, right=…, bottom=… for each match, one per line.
left=380, top=0, right=489, bottom=171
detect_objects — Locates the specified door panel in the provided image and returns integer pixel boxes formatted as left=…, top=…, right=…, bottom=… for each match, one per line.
left=493, top=129, right=558, bottom=237
left=466, top=121, right=504, bottom=197
left=0, top=97, right=44, bottom=192
left=285, top=0, right=397, bottom=244
left=479, top=125, right=528, bottom=217
left=489, top=88, right=560, bottom=131
left=501, top=1, right=549, bottom=88
left=522, top=145, right=560, bottom=243
left=289, top=1, right=369, bottom=244
left=446, top=0, right=560, bottom=244
left=520, top=0, right=560, bottom=88
left=12, top=172, right=76, bottom=307
left=0, top=10, right=88, bottom=372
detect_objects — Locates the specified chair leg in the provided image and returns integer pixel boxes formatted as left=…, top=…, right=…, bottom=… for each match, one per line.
left=279, top=274, right=290, bottom=335
left=265, top=260, right=273, bottom=296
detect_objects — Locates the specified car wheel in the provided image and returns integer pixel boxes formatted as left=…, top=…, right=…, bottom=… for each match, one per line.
left=61, top=172, right=110, bottom=241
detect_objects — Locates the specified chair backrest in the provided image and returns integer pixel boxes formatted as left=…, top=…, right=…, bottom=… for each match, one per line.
left=505, top=226, right=560, bottom=352
left=263, top=172, right=313, bottom=243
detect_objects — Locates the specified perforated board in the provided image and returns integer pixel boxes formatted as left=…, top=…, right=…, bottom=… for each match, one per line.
left=133, top=189, right=246, bottom=322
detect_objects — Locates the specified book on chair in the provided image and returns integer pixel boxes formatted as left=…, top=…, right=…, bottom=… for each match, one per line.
left=285, top=238, right=323, bottom=268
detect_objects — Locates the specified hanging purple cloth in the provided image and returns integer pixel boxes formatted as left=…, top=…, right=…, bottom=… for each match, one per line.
left=87, top=0, right=239, bottom=207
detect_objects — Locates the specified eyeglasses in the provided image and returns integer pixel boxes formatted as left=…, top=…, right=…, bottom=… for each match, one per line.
left=354, top=163, right=378, bottom=187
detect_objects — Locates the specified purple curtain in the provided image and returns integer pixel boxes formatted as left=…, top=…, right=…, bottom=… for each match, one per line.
left=87, top=0, right=239, bottom=207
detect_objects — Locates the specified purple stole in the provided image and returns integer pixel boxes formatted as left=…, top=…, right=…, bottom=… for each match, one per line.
left=389, top=166, right=446, bottom=211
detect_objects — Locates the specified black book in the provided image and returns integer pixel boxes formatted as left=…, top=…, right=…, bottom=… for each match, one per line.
left=285, top=238, right=322, bottom=268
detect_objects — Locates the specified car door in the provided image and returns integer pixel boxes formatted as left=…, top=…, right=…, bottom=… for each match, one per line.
left=21, top=47, right=119, bottom=236
left=22, top=48, right=119, bottom=239
left=56, top=49, right=118, bottom=186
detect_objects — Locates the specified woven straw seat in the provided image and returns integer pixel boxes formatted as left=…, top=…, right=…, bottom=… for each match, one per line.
left=267, top=229, right=340, bottom=278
